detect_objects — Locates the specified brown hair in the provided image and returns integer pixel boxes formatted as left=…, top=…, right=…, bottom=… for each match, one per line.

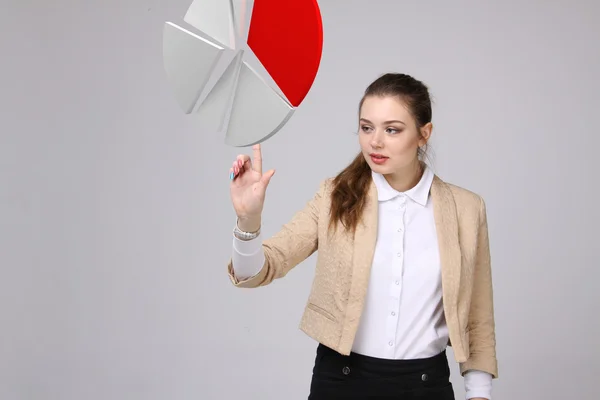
left=328, top=73, right=433, bottom=234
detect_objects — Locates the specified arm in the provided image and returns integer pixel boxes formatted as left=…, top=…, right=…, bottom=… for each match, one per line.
left=459, top=196, right=499, bottom=379
left=227, top=179, right=326, bottom=288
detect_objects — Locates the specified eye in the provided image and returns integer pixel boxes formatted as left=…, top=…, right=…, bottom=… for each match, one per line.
left=361, top=125, right=373, bottom=133
left=386, top=127, right=402, bottom=134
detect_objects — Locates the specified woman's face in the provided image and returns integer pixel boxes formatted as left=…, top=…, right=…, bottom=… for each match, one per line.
left=358, top=95, right=431, bottom=175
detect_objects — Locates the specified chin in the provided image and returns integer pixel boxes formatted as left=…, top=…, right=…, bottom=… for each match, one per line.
left=367, top=162, right=389, bottom=174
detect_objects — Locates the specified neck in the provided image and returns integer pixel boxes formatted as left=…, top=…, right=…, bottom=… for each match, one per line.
left=384, top=161, right=424, bottom=192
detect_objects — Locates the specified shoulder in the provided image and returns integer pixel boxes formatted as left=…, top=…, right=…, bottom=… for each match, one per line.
left=317, top=177, right=336, bottom=197
left=446, top=181, right=484, bottom=206
left=436, top=176, right=487, bottom=218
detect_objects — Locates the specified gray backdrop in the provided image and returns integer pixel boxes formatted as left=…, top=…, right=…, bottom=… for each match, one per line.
left=1, top=0, right=598, bottom=399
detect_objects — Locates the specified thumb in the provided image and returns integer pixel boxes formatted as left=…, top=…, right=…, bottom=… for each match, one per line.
left=260, top=169, right=276, bottom=186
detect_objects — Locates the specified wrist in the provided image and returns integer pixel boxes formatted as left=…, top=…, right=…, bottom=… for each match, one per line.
left=237, top=216, right=261, bottom=232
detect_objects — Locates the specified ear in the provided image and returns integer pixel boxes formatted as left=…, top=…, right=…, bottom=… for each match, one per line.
left=419, top=122, right=433, bottom=146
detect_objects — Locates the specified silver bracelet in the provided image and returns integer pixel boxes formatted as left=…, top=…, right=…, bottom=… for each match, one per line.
left=233, top=219, right=261, bottom=241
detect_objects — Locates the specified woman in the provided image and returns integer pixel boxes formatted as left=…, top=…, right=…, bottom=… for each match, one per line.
left=226, top=73, right=498, bottom=400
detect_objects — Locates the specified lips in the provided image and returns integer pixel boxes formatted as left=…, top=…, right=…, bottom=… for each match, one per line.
left=370, top=153, right=388, bottom=159
left=369, top=153, right=389, bottom=165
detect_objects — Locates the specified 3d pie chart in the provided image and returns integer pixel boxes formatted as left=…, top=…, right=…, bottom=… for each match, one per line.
left=162, top=0, right=324, bottom=147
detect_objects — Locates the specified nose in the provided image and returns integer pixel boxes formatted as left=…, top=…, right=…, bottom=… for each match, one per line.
left=370, top=131, right=383, bottom=148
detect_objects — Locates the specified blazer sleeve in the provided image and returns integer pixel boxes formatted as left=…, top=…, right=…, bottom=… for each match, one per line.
left=460, top=196, right=499, bottom=379
left=226, top=179, right=327, bottom=288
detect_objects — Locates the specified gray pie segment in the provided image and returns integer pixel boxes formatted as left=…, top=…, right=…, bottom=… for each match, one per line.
left=194, top=51, right=244, bottom=133
left=224, top=61, right=295, bottom=147
left=230, top=0, right=253, bottom=42
left=162, top=22, right=224, bottom=114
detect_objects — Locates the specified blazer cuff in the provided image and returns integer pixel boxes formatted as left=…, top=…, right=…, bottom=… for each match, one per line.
left=460, top=355, right=498, bottom=379
left=227, top=258, right=267, bottom=288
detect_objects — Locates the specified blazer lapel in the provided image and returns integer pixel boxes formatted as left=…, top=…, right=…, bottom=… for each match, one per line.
left=431, top=176, right=462, bottom=325
left=348, top=179, right=379, bottom=302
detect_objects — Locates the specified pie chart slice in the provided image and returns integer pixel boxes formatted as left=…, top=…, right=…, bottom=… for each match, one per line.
left=184, top=0, right=236, bottom=49
left=225, top=61, right=294, bottom=147
left=194, top=51, right=244, bottom=133
left=230, top=0, right=253, bottom=42
left=247, top=0, right=323, bottom=107
left=162, top=22, right=225, bottom=114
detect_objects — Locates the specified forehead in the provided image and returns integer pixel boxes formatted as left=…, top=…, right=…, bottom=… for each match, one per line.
left=359, top=95, right=412, bottom=122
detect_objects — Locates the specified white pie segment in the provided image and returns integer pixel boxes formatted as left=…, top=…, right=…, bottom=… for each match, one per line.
left=162, top=22, right=224, bottom=114
left=225, top=61, right=295, bottom=147
left=194, top=51, right=244, bottom=133
left=184, top=0, right=236, bottom=49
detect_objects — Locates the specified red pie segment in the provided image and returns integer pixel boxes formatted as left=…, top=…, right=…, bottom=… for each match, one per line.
left=247, top=0, right=323, bottom=107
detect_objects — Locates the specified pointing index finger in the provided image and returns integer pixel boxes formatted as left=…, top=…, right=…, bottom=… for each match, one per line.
left=252, top=144, right=263, bottom=174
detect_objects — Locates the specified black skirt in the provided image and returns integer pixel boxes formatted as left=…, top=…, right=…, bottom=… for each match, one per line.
left=308, top=344, right=455, bottom=399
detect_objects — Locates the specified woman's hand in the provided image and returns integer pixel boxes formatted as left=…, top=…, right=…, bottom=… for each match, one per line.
left=229, top=144, right=275, bottom=230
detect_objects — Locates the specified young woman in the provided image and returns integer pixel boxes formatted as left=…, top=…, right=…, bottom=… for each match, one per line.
left=226, top=73, right=498, bottom=400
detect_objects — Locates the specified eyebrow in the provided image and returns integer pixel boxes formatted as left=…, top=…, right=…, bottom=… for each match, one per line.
left=360, top=118, right=406, bottom=125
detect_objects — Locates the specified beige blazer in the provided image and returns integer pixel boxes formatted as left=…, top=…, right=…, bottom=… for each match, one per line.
left=227, top=175, right=498, bottom=378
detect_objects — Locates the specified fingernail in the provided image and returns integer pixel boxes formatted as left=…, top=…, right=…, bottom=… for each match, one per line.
left=230, top=171, right=234, bottom=180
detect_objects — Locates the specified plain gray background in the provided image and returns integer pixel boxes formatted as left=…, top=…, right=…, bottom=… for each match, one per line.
left=1, top=0, right=599, bottom=399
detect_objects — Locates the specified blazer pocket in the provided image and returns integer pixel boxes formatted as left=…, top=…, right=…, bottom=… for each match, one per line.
left=307, top=303, right=337, bottom=322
